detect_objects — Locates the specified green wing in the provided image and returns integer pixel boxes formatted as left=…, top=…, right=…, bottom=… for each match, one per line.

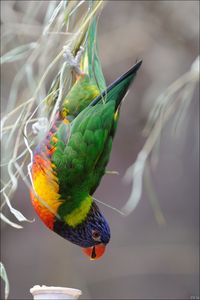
left=52, top=101, right=115, bottom=216
left=53, top=102, right=115, bottom=189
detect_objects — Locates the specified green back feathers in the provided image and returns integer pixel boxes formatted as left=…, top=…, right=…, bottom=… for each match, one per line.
left=62, top=76, right=99, bottom=117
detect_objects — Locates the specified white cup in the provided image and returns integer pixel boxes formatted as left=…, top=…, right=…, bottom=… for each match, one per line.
left=30, top=285, right=82, bottom=300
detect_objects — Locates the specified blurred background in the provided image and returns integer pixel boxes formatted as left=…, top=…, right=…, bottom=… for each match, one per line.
left=1, top=1, right=199, bottom=299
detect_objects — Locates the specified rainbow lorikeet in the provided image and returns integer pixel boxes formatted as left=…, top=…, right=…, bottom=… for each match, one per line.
left=30, top=60, right=142, bottom=260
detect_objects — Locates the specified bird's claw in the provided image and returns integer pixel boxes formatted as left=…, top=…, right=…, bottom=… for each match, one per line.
left=32, top=118, right=49, bottom=135
left=63, top=45, right=85, bottom=77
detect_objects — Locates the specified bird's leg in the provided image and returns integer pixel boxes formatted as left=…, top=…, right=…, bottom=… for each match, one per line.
left=63, top=45, right=85, bottom=80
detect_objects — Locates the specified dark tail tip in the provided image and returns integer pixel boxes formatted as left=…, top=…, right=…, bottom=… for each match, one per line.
left=90, top=59, right=142, bottom=107
left=133, top=59, right=142, bottom=71
left=121, top=60, right=142, bottom=81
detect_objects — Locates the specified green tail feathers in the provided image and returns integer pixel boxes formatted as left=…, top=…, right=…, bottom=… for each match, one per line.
left=83, top=17, right=106, bottom=92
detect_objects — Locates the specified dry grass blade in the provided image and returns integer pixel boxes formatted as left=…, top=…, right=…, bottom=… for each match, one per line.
left=122, top=56, right=199, bottom=216
left=0, top=262, right=10, bottom=300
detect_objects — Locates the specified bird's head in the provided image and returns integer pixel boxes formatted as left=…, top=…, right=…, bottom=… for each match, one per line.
left=81, top=201, right=111, bottom=260
left=54, top=201, right=110, bottom=260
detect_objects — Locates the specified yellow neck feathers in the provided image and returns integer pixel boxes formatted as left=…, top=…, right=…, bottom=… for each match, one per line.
left=64, top=196, right=92, bottom=227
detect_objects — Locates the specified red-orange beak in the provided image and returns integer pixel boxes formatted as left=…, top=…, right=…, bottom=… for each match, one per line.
left=82, top=244, right=106, bottom=260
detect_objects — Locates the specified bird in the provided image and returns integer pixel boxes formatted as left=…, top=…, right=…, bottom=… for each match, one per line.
left=30, top=60, right=142, bottom=260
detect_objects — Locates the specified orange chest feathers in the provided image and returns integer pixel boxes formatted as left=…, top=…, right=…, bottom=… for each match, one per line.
left=30, top=152, right=62, bottom=230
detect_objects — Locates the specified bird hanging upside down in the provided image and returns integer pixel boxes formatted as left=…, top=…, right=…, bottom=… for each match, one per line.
left=30, top=18, right=142, bottom=260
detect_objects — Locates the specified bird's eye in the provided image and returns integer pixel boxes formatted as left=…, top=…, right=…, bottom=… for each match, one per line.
left=92, top=230, right=101, bottom=241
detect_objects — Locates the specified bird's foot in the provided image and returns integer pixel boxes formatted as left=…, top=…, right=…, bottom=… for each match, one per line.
left=63, top=45, right=85, bottom=79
